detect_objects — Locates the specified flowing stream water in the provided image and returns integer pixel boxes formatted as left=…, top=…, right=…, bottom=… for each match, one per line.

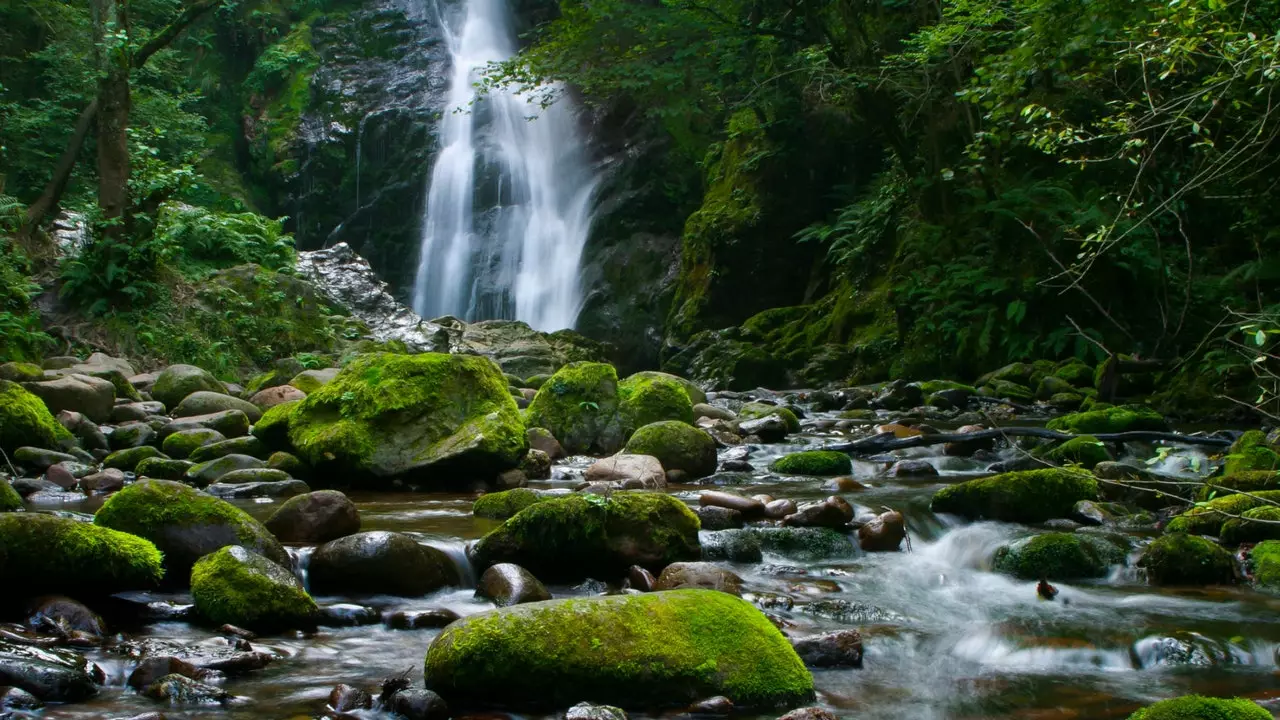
left=32, top=403, right=1280, bottom=720
left=409, top=0, right=596, bottom=331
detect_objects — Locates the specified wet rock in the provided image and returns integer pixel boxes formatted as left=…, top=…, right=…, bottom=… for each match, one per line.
left=792, top=629, right=864, bottom=668
left=385, top=688, right=449, bottom=720
left=161, top=428, right=227, bottom=460
left=80, top=468, right=126, bottom=494
left=627, top=566, right=657, bottom=592
left=719, top=459, right=753, bottom=472
left=873, top=381, right=922, bottom=411
left=25, top=597, right=106, bottom=641
left=943, top=425, right=994, bottom=456
left=798, top=598, right=905, bottom=624
left=384, top=609, right=461, bottom=630
left=764, top=499, right=798, bottom=519
left=565, top=701, right=628, bottom=720
left=318, top=604, right=380, bottom=627
left=151, top=365, right=224, bottom=410
left=173, top=392, right=263, bottom=423
left=0, top=640, right=103, bottom=701
left=44, top=461, right=87, bottom=489
left=701, top=530, right=763, bottom=563
left=1071, top=500, right=1109, bottom=526
left=191, top=546, right=318, bottom=632
left=103, top=445, right=161, bottom=473
left=473, top=487, right=552, bottom=519
left=329, top=683, right=372, bottom=712
left=477, top=563, right=552, bottom=606
left=111, top=402, right=158, bottom=424
left=584, top=454, right=666, bottom=490
left=693, top=404, right=734, bottom=421
left=127, top=657, right=206, bottom=690
left=106, top=422, right=157, bottom=451
left=654, top=562, right=742, bottom=595
left=746, top=527, right=856, bottom=560
left=158, top=410, right=251, bottom=440
left=770, top=451, right=851, bottom=477
left=699, top=491, right=764, bottom=518
left=527, top=427, right=567, bottom=460
left=1139, top=534, right=1236, bottom=586
left=185, top=454, right=267, bottom=487
left=310, top=531, right=460, bottom=596
left=518, top=448, right=552, bottom=480
left=736, top=415, right=789, bottom=443
left=930, top=468, right=1098, bottom=522
left=249, top=384, right=306, bottom=409
left=22, top=374, right=115, bottom=423
left=12, top=476, right=60, bottom=496
left=623, top=421, right=717, bottom=479
left=857, top=510, right=906, bottom=552
left=783, top=497, right=853, bottom=529
left=0, top=685, right=42, bottom=711
left=188, top=436, right=270, bottom=463
left=264, top=490, right=361, bottom=543
left=887, top=459, right=937, bottom=478
left=120, top=637, right=276, bottom=675
left=204, top=478, right=310, bottom=499
left=134, top=457, right=194, bottom=481
left=695, top=505, right=744, bottom=530
left=494, top=468, right=528, bottom=489
left=13, top=447, right=77, bottom=471
left=686, top=696, right=733, bottom=714
left=141, top=673, right=231, bottom=704
left=777, top=708, right=839, bottom=720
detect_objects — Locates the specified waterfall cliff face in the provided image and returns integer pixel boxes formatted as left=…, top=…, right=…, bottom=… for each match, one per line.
left=411, top=0, right=597, bottom=332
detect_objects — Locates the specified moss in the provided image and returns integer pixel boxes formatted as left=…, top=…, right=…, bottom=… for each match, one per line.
left=525, top=374, right=551, bottom=389
left=1139, top=534, right=1236, bottom=586
left=0, top=513, right=164, bottom=594
left=1054, top=362, right=1095, bottom=388
left=1197, top=471, right=1280, bottom=500
left=1165, top=490, right=1280, bottom=536
left=737, top=403, right=800, bottom=433
left=0, top=379, right=73, bottom=453
left=266, top=451, right=308, bottom=478
left=981, top=380, right=1034, bottom=402
left=285, top=353, right=526, bottom=480
left=977, top=362, right=1035, bottom=387
left=916, top=380, right=975, bottom=395
left=1045, top=404, right=1168, bottom=434
left=992, top=533, right=1126, bottom=580
left=161, top=428, right=227, bottom=459
left=134, top=457, right=194, bottom=480
left=1043, top=435, right=1112, bottom=470
left=0, top=362, right=45, bottom=382
left=104, top=446, right=165, bottom=472
left=472, top=493, right=701, bottom=581
left=1249, top=540, right=1280, bottom=592
left=1127, top=695, right=1270, bottom=720
left=289, top=369, right=330, bottom=394
left=617, top=373, right=694, bottom=430
left=1219, top=506, right=1280, bottom=546
left=525, top=362, right=625, bottom=455
left=424, top=589, right=813, bottom=711
left=1224, top=431, right=1280, bottom=475
left=769, top=451, right=852, bottom=476
left=743, top=527, right=856, bottom=560
left=251, top=399, right=300, bottom=448
left=473, top=488, right=548, bottom=519
left=931, top=469, right=1098, bottom=522
left=623, top=421, right=717, bottom=478
left=0, top=476, right=22, bottom=511
left=190, top=546, right=317, bottom=632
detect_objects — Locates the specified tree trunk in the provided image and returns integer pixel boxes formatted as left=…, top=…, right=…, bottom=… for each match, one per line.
left=93, top=0, right=132, bottom=238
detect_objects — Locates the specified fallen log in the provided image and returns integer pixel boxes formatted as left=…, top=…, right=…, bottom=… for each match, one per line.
left=824, top=427, right=1232, bottom=454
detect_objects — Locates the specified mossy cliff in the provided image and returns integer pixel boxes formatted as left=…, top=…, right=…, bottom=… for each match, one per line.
left=424, top=589, right=814, bottom=711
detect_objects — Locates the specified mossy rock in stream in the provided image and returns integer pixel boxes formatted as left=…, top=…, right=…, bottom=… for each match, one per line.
left=0, top=380, right=74, bottom=454
left=423, top=589, right=814, bottom=711
left=1223, top=430, right=1280, bottom=475
left=0, top=513, right=164, bottom=595
left=1041, top=435, right=1112, bottom=470
left=191, top=546, right=317, bottom=632
left=1194, top=471, right=1280, bottom=501
left=1165, top=490, right=1280, bottom=536
left=930, top=469, right=1098, bottom=522
left=1045, top=404, right=1168, bottom=434
left=1138, top=534, right=1236, bottom=586
left=524, top=362, right=625, bottom=455
left=1248, top=540, right=1280, bottom=593
left=471, top=493, right=701, bottom=582
left=1127, top=694, right=1270, bottom=720
left=1219, top=506, right=1280, bottom=546
left=737, top=403, right=800, bottom=433
left=617, top=372, right=695, bottom=430
left=277, top=353, right=527, bottom=483
left=992, top=532, right=1126, bottom=580
left=743, top=527, right=856, bottom=560
left=623, top=421, right=717, bottom=478
left=472, top=488, right=550, bottom=519
left=769, top=451, right=852, bottom=476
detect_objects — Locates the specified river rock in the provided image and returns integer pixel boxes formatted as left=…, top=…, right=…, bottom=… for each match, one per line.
left=386, top=688, right=449, bottom=720
left=12, top=476, right=59, bottom=496
left=736, top=415, right=789, bottom=443
left=57, top=410, right=109, bottom=451
left=627, top=565, right=657, bottom=592
left=212, top=467, right=291, bottom=485
left=151, top=365, right=224, bottom=409
left=687, top=696, right=733, bottom=714
left=21, top=374, right=115, bottom=424
left=518, top=448, right=552, bottom=479
left=191, top=546, right=317, bottom=632
left=566, top=702, right=628, bottom=720
left=120, top=636, right=276, bottom=675
left=309, top=531, right=459, bottom=596
left=0, top=685, right=42, bottom=711
left=317, top=603, right=380, bottom=626
left=13, top=447, right=76, bottom=471
left=204, top=479, right=309, bottom=499
left=328, top=683, right=372, bottom=712
left=188, top=436, right=270, bottom=463
left=134, top=457, right=194, bottom=480
left=472, top=487, right=551, bottom=519
left=778, top=708, right=839, bottom=720
left=174, top=391, right=263, bottom=423
left=103, top=445, right=162, bottom=472
left=0, top=641, right=103, bottom=701
left=0, top=380, right=74, bottom=454
left=1124, top=695, right=1270, bottom=719
left=471, top=493, right=701, bottom=581
left=94, top=479, right=289, bottom=581
left=745, top=527, right=856, bottom=560
left=526, top=427, right=566, bottom=460
left=127, top=656, right=207, bottom=690
left=764, top=498, right=797, bottom=519
left=25, top=596, right=106, bottom=641
left=888, top=459, right=937, bottom=477
left=770, top=451, right=851, bottom=477
left=700, top=490, right=764, bottom=518
left=111, top=402, right=155, bottom=424
left=384, top=609, right=461, bottom=630
left=695, top=505, right=744, bottom=530
left=523, top=363, right=627, bottom=454
left=159, top=410, right=251, bottom=440
left=654, top=562, right=743, bottom=595
left=264, top=490, right=360, bottom=543
left=701, top=530, right=763, bottom=563
left=930, top=468, right=1098, bottom=522
left=1138, top=534, right=1236, bottom=586
left=424, top=590, right=813, bottom=710
left=857, top=510, right=906, bottom=552
left=141, top=673, right=232, bottom=704
left=161, top=428, right=227, bottom=459
left=584, top=454, right=666, bottom=489
left=783, top=497, right=854, bottom=529
left=0, top=513, right=163, bottom=595
left=694, top=403, right=734, bottom=421
left=185, top=454, right=267, bottom=487
left=791, top=629, right=864, bottom=668
left=477, top=563, right=551, bottom=606
left=249, top=384, right=306, bottom=409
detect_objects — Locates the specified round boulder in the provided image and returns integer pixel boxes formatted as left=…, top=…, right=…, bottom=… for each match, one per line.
left=476, top=563, right=551, bottom=606
left=190, top=546, right=317, bottom=632
left=309, top=531, right=460, bottom=596
left=152, top=365, right=224, bottom=410
left=264, top=490, right=361, bottom=543
left=623, top=421, right=717, bottom=479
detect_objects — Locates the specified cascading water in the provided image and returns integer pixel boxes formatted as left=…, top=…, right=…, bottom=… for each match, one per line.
left=411, top=0, right=597, bottom=332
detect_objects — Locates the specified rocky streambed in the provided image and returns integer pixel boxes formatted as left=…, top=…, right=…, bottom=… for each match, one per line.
left=1, top=355, right=1279, bottom=720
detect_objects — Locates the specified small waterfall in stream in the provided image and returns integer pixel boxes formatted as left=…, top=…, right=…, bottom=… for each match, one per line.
left=410, top=0, right=597, bottom=332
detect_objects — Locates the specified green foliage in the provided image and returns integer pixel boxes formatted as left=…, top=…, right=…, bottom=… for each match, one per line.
left=0, top=235, right=54, bottom=361
left=152, top=202, right=295, bottom=275
left=1127, top=695, right=1271, bottom=720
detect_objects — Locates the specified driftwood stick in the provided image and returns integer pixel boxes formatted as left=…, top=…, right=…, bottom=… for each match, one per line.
left=824, top=427, right=1232, bottom=454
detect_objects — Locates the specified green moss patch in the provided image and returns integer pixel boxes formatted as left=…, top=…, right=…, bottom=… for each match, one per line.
left=623, top=421, right=717, bottom=478
left=473, top=488, right=549, bottom=519
left=1127, top=694, right=1270, bottom=720
left=1219, top=506, right=1280, bottom=546
left=1045, top=404, right=1168, bottom=434
left=1042, top=435, right=1112, bottom=470
left=992, top=532, right=1126, bottom=580
left=1223, top=431, right=1280, bottom=475
left=1139, top=534, right=1236, bottom=586
left=0, top=380, right=73, bottom=453
left=525, top=362, right=625, bottom=455
left=931, top=469, right=1098, bottom=522
left=1166, top=490, right=1280, bottom=536
left=191, top=545, right=316, bottom=632
left=769, top=451, right=852, bottom=476
left=737, top=403, right=800, bottom=433
left=0, top=513, right=164, bottom=595
left=617, top=373, right=694, bottom=430
left=1249, top=540, right=1280, bottom=593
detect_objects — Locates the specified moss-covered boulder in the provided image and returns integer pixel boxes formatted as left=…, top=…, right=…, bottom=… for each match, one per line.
left=473, top=488, right=549, bottom=519
left=617, top=373, right=694, bottom=430
left=1054, top=362, right=1094, bottom=388
left=1248, top=540, right=1280, bottom=592
left=152, top=364, right=224, bottom=410
left=134, top=457, right=194, bottom=481
left=1219, top=506, right=1280, bottom=546
left=1042, top=435, right=1112, bottom=470
left=278, top=353, right=526, bottom=483
left=1138, top=534, right=1236, bottom=586
left=992, top=533, right=1126, bottom=580
left=94, top=479, right=289, bottom=581
left=623, top=421, right=717, bottom=478
left=0, top=476, right=21, bottom=511
left=0, top=380, right=73, bottom=454
left=103, top=446, right=164, bottom=472
left=743, top=527, right=857, bottom=560
left=524, top=362, right=625, bottom=455
left=1224, top=430, right=1280, bottom=475
left=623, top=371, right=706, bottom=405
left=1126, top=695, right=1270, bottom=720
left=931, top=469, right=1098, bottom=522
left=770, top=451, right=852, bottom=477
left=471, top=493, right=701, bottom=581
left=174, top=392, right=264, bottom=423
left=1199, top=471, right=1280, bottom=499
left=251, top=400, right=299, bottom=447
left=190, top=546, right=317, bottom=632
left=737, top=403, right=800, bottom=433
left=1045, top=404, right=1168, bottom=434
left=423, top=590, right=813, bottom=711
left=0, top=513, right=164, bottom=595
left=161, top=428, right=227, bottom=459
left=1166, top=490, right=1280, bottom=536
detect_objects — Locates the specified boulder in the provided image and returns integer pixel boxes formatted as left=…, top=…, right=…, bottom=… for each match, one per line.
left=623, top=370, right=706, bottom=406
left=524, top=362, right=626, bottom=455
left=1125, top=695, right=1270, bottom=720
left=783, top=497, right=854, bottom=529
left=695, top=506, right=744, bottom=530
left=214, top=468, right=291, bottom=485
left=930, top=469, right=1098, bottom=522
left=584, top=454, right=666, bottom=489
left=204, top=479, right=310, bottom=499
left=107, top=421, right=156, bottom=450
left=699, top=491, right=765, bottom=518
left=309, top=531, right=459, bottom=596
left=471, top=493, right=701, bottom=581
left=472, top=487, right=551, bottom=519
left=1165, top=490, right=1280, bottom=536
left=700, top=530, right=763, bottom=563
left=526, top=427, right=566, bottom=459
left=1046, top=404, right=1168, bottom=434
left=993, top=533, right=1126, bottom=580
left=103, top=445, right=163, bottom=472
left=0, top=380, right=74, bottom=453
left=57, top=410, right=109, bottom=451
left=1250, top=540, right=1280, bottom=593
left=1138, top=535, right=1236, bottom=586
left=188, top=436, right=270, bottom=463
left=744, top=527, right=856, bottom=560
left=185, top=454, right=267, bottom=487
left=191, top=546, right=317, bottom=632
left=127, top=657, right=207, bottom=690
left=151, top=365, right=224, bottom=409
left=791, top=630, right=863, bottom=668
left=249, top=384, right=306, bottom=409
left=158, top=410, right=251, bottom=440
left=94, top=479, right=289, bottom=581
left=623, top=421, right=716, bottom=479
left=517, top=448, right=552, bottom=479
left=1, top=476, right=24, bottom=511
left=1220, top=506, right=1280, bottom=546
left=173, top=392, right=263, bottom=423
left=0, top=641, right=102, bottom=702
left=276, top=353, right=527, bottom=483
left=80, top=468, right=127, bottom=494
left=857, top=510, right=906, bottom=552
left=385, top=687, right=450, bottom=720
left=1043, top=435, right=1112, bottom=470
left=476, top=563, right=551, bottom=606
left=289, top=367, right=340, bottom=394
left=737, top=403, right=801, bottom=434
left=13, top=447, right=77, bottom=471
left=140, top=673, right=232, bottom=704
left=21, top=374, right=115, bottom=423
left=769, top=451, right=851, bottom=477
left=617, top=372, right=695, bottom=430
left=161, top=428, right=227, bottom=459
left=25, top=595, right=107, bottom=640
left=694, top=403, right=735, bottom=421
left=566, top=702, right=628, bottom=720
left=654, top=562, right=742, bottom=595
left=0, top=513, right=163, bottom=595
left=423, top=590, right=813, bottom=710
left=264, top=490, right=361, bottom=543
left=0, top=685, right=42, bottom=711
left=736, top=415, right=790, bottom=443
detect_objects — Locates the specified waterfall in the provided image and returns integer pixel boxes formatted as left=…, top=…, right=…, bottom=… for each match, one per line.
left=411, top=0, right=597, bottom=332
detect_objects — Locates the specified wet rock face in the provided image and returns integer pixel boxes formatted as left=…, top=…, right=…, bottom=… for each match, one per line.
left=791, top=630, right=864, bottom=668
left=477, top=563, right=552, bottom=607
left=0, top=641, right=104, bottom=702
left=264, top=490, right=361, bottom=543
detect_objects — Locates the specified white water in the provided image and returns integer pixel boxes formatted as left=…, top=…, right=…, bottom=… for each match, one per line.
left=411, top=0, right=597, bottom=331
